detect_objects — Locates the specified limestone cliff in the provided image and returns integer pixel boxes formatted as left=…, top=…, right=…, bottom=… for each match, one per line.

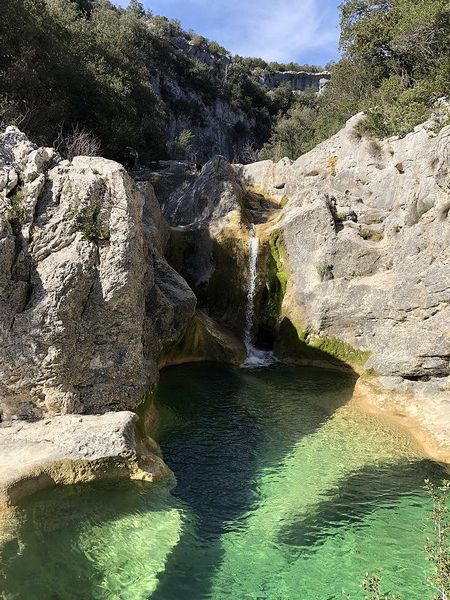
left=0, top=127, right=196, bottom=420
left=0, top=127, right=197, bottom=504
left=261, top=71, right=331, bottom=94
left=238, top=113, right=450, bottom=460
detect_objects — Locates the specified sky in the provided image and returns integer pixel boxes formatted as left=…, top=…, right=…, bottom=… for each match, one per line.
left=117, top=0, right=341, bottom=67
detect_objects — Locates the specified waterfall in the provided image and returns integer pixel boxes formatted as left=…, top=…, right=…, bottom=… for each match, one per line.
left=244, top=235, right=259, bottom=353
left=242, top=232, right=277, bottom=368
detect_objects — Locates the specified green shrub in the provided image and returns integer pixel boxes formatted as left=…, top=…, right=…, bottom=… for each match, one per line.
left=171, top=129, right=194, bottom=160
left=71, top=204, right=109, bottom=242
left=316, top=262, right=333, bottom=281
left=7, top=190, right=26, bottom=224
left=263, top=0, right=450, bottom=156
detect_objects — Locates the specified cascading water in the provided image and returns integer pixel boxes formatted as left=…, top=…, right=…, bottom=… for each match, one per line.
left=243, top=235, right=259, bottom=353
left=242, top=232, right=276, bottom=368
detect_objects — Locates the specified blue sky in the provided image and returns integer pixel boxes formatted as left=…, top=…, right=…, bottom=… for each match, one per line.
left=117, top=1, right=341, bottom=66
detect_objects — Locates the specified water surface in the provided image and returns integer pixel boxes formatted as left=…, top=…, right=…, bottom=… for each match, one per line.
left=0, top=364, right=444, bottom=599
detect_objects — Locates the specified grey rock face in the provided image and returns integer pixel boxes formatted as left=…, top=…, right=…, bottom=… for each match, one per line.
left=261, top=71, right=331, bottom=94
left=151, top=74, right=254, bottom=163
left=238, top=114, right=450, bottom=459
left=0, top=127, right=196, bottom=420
left=163, top=156, right=244, bottom=226
left=239, top=114, right=450, bottom=381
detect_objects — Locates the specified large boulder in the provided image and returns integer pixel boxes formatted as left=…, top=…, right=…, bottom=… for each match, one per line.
left=0, top=127, right=196, bottom=421
left=0, top=411, right=169, bottom=509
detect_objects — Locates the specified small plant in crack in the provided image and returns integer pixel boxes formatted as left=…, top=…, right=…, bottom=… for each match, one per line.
left=316, top=262, right=334, bottom=281
left=7, top=189, right=26, bottom=225
left=70, top=203, right=110, bottom=242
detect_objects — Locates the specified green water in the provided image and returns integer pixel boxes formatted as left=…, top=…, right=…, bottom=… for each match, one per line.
left=0, top=364, right=445, bottom=599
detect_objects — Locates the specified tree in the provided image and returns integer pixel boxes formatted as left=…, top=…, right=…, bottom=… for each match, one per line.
left=171, top=129, right=194, bottom=160
left=126, top=0, right=145, bottom=18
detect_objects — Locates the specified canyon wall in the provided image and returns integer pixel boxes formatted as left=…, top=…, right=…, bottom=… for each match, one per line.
left=238, top=113, right=450, bottom=460
left=1, top=108, right=449, bottom=505
left=261, top=71, right=331, bottom=94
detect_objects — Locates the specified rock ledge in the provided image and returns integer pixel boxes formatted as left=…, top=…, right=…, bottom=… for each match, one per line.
left=0, top=412, right=168, bottom=508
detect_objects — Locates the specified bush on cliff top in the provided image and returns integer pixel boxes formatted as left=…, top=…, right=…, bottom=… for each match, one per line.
left=262, top=0, right=450, bottom=160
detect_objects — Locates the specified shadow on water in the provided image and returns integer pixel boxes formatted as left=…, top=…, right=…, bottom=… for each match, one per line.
left=150, top=362, right=357, bottom=600
left=1, top=361, right=443, bottom=600
left=276, top=458, right=445, bottom=555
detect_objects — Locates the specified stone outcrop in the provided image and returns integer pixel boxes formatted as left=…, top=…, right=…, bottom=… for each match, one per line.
left=168, top=36, right=231, bottom=72
left=160, top=310, right=246, bottom=367
left=0, top=127, right=197, bottom=504
left=0, top=126, right=196, bottom=420
left=237, top=113, right=450, bottom=462
left=261, top=71, right=331, bottom=94
left=0, top=411, right=168, bottom=508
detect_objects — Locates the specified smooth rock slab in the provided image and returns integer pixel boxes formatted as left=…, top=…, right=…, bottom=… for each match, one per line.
left=0, top=412, right=168, bottom=508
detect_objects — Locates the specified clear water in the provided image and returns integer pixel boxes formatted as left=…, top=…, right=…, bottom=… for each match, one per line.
left=0, top=363, right=445, bottom=600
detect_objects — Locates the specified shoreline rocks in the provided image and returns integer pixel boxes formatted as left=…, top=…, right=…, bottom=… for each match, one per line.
left=0, top=412, right=169, bottom=509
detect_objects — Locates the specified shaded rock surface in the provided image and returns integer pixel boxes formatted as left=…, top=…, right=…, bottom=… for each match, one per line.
left=162, top=156, right=252, bottom=334
left=160, top=310, right=246, bottom=367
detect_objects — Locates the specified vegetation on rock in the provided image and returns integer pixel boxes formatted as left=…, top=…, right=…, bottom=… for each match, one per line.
left=0, top=0, right=322, bottom=163
left=275, top=318, right=370, bottom=372
left=171, top=129, right=194, bottom=161
left=262, top=0, right=450, bottom=160
left=7, top=190, right=26, bottom=225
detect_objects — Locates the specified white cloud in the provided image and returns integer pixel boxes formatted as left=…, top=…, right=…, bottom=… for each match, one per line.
left=159, top=0, right=340, bottom=64
left=122, top=0, right=340, bottom=64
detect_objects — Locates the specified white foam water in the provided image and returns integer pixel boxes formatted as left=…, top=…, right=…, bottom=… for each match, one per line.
left=241, top=234, right=277, bottom=369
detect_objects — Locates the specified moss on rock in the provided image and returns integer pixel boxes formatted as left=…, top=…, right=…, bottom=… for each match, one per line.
left=275, top=318, right=368, bottom=374
left=269, top=230, right=289, bottom=297
left=255, top=229, right=289, bottom=345
left=308, top=334, right=371, bottom=368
